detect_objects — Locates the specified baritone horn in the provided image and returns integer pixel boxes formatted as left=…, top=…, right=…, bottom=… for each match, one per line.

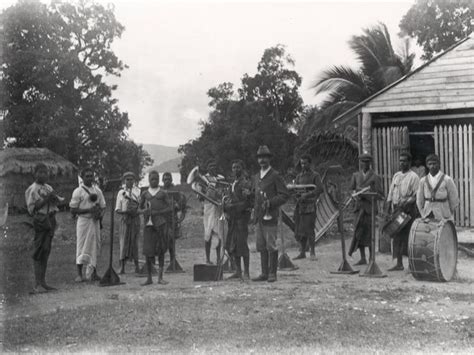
left=286, top=184, right=317, bottom=196
left=186, top=166, right=230, bottom=207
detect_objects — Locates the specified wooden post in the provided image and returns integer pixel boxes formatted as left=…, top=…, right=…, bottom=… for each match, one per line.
left=361, top=112, right=372, bottom=155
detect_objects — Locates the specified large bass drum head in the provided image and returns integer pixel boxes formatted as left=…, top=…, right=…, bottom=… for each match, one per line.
left=438, top=221, right=457, bottom=281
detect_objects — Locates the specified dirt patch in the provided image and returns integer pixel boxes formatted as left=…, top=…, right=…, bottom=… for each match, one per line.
left=1, top=191, right=474, bottom=353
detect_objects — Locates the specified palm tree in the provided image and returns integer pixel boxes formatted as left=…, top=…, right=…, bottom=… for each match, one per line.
left=313, top=23, right=414, bottom=124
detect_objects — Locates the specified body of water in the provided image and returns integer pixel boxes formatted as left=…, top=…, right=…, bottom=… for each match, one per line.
left=139, top=172, right=182, bottom=187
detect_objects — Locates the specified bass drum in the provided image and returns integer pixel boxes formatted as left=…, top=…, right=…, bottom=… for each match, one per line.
left=408, top=218, right=458, bottom=282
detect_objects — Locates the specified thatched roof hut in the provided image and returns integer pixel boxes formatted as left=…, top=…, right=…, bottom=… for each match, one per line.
left=0, top=148, right=77, bottom=211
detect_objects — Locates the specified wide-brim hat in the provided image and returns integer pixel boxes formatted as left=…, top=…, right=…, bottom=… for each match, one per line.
left=257, top=145, right=273, bottom=157
left=358, top=153, right=372, bottom=162
left=122, top=171, right=136, bottom=180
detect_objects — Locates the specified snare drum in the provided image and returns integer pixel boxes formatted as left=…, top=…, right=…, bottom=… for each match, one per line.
left=408, top=218, right=458, bottom=282
left=381, top=210, right=411, bottom=238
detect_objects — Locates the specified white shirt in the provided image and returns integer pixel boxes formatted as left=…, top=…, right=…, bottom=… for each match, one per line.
left=427, top=171, right=442, bottom=188
left=115, top=186, right=141, bottom=212
left=260, top=166, right=271, bottom=179
left=69, top=185, right=106, bottom=218
left=25, top=182, right=59, bottom=215
left=148, top=186, right=160, bottom=196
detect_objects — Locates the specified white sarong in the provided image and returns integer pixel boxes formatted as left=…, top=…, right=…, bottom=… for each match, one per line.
left=203, top=201, right=227, bottom=248
left=76, top=216, right=100, bottom=268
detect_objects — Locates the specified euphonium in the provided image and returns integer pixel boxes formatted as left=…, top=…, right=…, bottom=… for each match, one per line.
left=186, top=166, right=230, bottom=207
left=286, top=184, right=317, bottom=196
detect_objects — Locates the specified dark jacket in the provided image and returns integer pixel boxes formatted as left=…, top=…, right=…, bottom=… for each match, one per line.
left=294, top=170, right=324, bottom=214
left=350, top=169, right=384, bottom=215
left=253, top=168, right=290, bottom=225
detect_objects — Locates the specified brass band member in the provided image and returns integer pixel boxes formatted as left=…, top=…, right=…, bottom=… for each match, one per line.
left=115, top=172, right=141, bottom=274
left=252, top=145, right=290, bottom=283
left=385, top=152, right=420, bottom=271
left=162, top=172, right=186, bottom=265
left=140, top=171, right=171, bottom=286
left=293, top=154, right=323, bottom=260
left=70, top=167, right=106, bottom=282
left=202, top=159, right=226, bottom=264
left=348, top=153, right=383, bottom=265
left=224, top=160, right=252, bottom=281
left=25, top=163, right=61, bottom=293
left=416, top=154, right=459, bottom=221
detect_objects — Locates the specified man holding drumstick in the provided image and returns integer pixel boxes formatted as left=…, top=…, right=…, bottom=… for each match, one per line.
left=384, top=152, right=420, bottom=271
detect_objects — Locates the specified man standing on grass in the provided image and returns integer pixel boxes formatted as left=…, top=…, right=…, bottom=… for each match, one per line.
left=202, top=159, right=227, bottom=265
left=348, top=153, right=383, bottom=266
left=385, top=152, right=419, bottom=271
left=140, top=171, right=171, bottom=286
left=70, top=167, right=106, bottom=282
left=115, top=172, right=141, bottom=274
left=162, top=172, right=186, bottom=267
left=224, top=160, right=252, bottom=281
left=25, top=163, right=61, bottom=293
left=292, top=154, right=323, bottom=261
left=252, top=145, right=289, bottom=283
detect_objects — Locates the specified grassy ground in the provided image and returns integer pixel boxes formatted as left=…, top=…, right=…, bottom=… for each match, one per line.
left=1, top=185, right=473, bottom=353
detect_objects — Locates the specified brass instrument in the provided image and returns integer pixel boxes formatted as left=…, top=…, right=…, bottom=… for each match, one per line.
left=261, top=192, right=272, bottom=221
left=145, top=200, right=153, bottom=226
left=286, top=184, right=317, bottom=196
left=186, top=166, right=230, bottom=207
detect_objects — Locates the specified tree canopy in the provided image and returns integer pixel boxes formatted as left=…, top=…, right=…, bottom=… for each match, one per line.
left=179, top=45, right=302, bottom=179
left=312, top=23, right=414, bottom=130
left=0, top=0, right=152, bottom=178
left=400, top=0, right=473, bottom=60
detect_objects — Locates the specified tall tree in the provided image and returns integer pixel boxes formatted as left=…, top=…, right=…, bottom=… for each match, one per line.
left=312, top=23, right=414, bottom=126
left=0, top=0, right=152, bottom=176
left=180, top=45, right=304, bottom=179
left=400, top=0, right=473, bottom=60
left=239, top=45, right=303, bottom=127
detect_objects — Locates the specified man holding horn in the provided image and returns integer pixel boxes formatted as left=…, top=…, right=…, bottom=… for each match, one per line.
left=292, top=154, right=323, bottom=261
left=115, top=172, right=141, bottom=274
left=70, top=167, right=106, bottom=282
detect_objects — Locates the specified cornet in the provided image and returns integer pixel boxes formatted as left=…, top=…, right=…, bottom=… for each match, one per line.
left=145, top=200, right=153, bottom=226
left=261, top=192, right=272, bottom=221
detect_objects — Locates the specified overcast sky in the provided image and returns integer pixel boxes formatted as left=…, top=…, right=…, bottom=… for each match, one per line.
left=3, top=0, right=418, bottom=147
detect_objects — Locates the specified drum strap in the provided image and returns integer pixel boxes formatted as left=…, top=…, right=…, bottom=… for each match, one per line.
left=426, top=174, right=445, bottom=202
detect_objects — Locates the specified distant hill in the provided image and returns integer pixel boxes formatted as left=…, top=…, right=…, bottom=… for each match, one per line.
left=152, top=156, right=182, bottom=172
left=142, top=144, right=179, bottom=168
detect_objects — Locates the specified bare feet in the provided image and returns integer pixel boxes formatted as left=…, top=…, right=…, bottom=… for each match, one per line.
left=74, top=275, right=84, bottom=283
left=157, top=279, right=169, bottom=285
left=30, top=285, right=48, bottom=294
left=293, top=253, right=306, bottom=260
left=387, top=265, right=404, bottom=271
left=41, top=283, right=57, bottom=291
left=141, top=279, right=153, bottom=286
left=226, top=272, right=241, bottom=280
